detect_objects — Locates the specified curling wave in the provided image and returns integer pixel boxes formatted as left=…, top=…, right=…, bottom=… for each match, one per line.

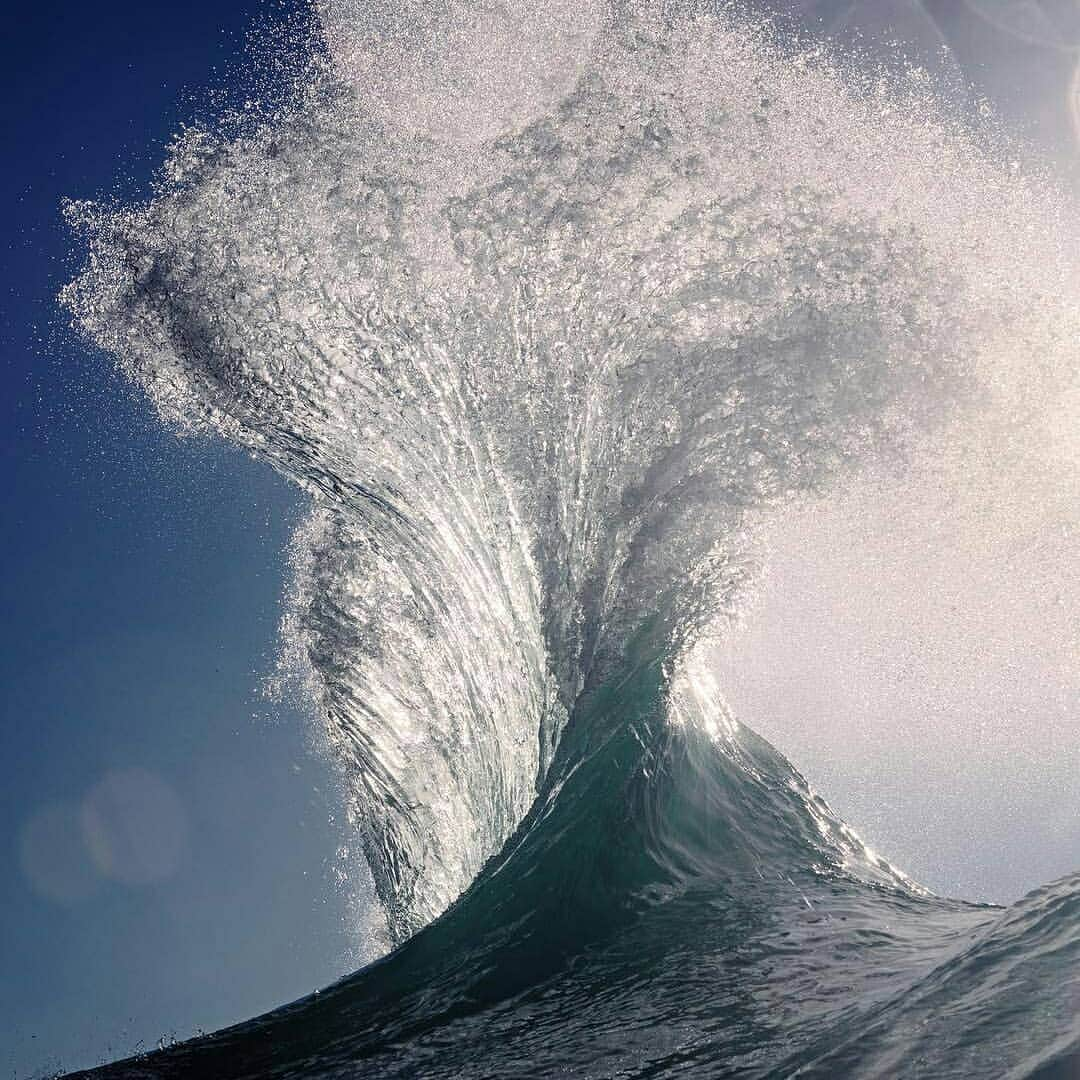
left=63, top=3, right=1080, bottom=1076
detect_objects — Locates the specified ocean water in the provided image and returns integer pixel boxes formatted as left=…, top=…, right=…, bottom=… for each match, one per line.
left=63, top=3, right=1080, bottom=1076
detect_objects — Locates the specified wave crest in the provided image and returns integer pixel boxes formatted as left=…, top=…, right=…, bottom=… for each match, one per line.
left=62, top=6, right=1078, bottom=939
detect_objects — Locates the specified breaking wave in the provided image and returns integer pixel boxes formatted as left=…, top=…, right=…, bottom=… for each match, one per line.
left=62, top=3, right=1080, bottom=1075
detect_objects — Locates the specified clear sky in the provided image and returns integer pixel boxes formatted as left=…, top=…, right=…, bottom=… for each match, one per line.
left=2, top=2, right=1078, bottom=1078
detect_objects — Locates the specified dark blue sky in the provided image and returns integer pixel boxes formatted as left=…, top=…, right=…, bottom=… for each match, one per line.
left=1, top=4, right=362, bottom=1076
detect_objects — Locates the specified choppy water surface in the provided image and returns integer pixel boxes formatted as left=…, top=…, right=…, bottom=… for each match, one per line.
left=64, top=3, right=1080, bottom=1076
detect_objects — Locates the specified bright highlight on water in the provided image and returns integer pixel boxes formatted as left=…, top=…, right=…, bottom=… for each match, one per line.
left=62, top=2, right=1080, bottom=1076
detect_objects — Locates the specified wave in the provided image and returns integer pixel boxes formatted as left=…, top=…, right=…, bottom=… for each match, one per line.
left=63, top=660, right=1080, bottom=1078
left=62, top=3, right=1080, bottom=1075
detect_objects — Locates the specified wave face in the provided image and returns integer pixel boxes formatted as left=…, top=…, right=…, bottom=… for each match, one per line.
left=63, top=3, right=1080, bottom=1076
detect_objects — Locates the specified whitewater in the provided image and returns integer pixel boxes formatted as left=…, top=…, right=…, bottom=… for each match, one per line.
left=62, top=2, right=1080, bottom=1076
